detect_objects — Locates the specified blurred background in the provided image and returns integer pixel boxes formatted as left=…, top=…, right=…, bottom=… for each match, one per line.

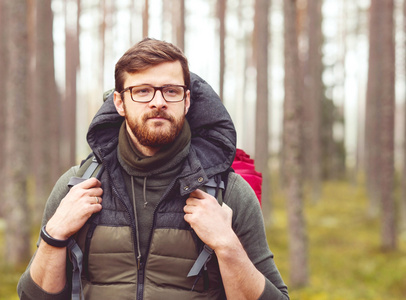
left=1, top=0, right=406, bottom=299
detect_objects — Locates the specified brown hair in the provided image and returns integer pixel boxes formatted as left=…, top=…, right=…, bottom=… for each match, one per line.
left=115, top=38, right=190, bottom=93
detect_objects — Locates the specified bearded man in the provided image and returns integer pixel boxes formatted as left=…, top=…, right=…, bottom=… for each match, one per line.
left=18, top=38, right=289, bottom=300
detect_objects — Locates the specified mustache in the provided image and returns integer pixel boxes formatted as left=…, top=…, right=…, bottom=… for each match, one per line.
left=143, top=110, right=174, bottom=122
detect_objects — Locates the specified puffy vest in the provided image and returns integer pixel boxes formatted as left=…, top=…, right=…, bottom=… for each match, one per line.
left=74, top=149, right=226, bottom=300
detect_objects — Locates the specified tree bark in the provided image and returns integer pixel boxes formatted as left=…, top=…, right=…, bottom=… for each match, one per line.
left=0, top=0, right=6, bottom=218
left=303, top=0, right=322, bottom=201
left=143, top=0, right=149, bottom=38
left=61, top=0, right=80, bottom=170
left=254, top=0, right=271, bottom=224
left=176, top=0, right=185, bottom=51
left=32, top=0, right=61, bottom=224
left=379, top=0, right=396, bottom=250
left=4, top=0, right=31, bottom=265
left=283, top=0, right=308, bottom=288
left=365, top=0, right=383, bottom=216
left=401, top=0, right=406, bottom=233
left=217, top=0, right=226, bottom=102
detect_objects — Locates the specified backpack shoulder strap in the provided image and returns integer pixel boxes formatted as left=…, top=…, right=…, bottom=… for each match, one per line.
left=68, top=239, right=85, bottom=300
left=67, top=153, right=102, bottom=300
left=187, top=173, right=229, bottom=283
left=200, top=168, right=231, bottom=205
left=68, top=153, right=103, bottom=187
left=202, top=176, right=225, bottom=205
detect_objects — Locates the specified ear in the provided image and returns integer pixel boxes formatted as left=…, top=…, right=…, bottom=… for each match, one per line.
left=114, top=91, right=125, bottom=117
left=184, top=90, right=191, bottom=115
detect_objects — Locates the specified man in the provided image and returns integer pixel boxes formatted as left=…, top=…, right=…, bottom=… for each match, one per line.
left=18, top=38, right=289, bottom=300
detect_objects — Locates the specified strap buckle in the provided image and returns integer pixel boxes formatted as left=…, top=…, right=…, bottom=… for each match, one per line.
left=187, top=244, right=214, bottom=277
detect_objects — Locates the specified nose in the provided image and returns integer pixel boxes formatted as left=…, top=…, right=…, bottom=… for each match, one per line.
left=148, top=89, right=167, bottom=109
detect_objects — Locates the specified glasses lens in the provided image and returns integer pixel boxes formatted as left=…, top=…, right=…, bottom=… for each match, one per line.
left=131, top=85, right=155, bottom=102
left=162, top=86, right=185, bottom=102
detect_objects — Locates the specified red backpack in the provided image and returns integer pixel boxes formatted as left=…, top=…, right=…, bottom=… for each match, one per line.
left=231, top=149, right=263, bottom=205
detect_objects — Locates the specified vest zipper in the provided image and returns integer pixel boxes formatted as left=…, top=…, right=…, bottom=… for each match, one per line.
left=137, top=262, right=145, bottom=300
left=131, top=176, right=143, bottom=270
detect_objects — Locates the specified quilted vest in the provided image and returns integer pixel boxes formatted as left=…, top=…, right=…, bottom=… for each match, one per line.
left=73, top=149, right=226, bottom=300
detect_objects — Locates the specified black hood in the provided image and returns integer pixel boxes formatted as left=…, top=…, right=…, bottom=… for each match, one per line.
left=86, top=72, right=236, bottom=178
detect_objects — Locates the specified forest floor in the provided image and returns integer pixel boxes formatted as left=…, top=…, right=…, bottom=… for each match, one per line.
left=1, top=179, right=406, bottom=299
left=268, top=179, right=406, bottom=300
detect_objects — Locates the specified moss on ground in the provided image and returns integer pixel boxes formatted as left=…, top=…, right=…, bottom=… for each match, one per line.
left=267, top=180, right=406, bottom=300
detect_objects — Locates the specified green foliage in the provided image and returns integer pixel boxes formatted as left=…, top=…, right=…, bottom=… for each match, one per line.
left=0, top=264, right=22, bottom=300
left=0, top=221, right=37, bottom=300
left=268, top=179, right=406, bottom=300
left=0, top=224, right=24, bottom=300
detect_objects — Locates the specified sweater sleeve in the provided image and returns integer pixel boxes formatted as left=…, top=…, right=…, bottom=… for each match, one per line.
left=17, top=166, right=79, bottom=300
left=224, top=172, right=289, bottom=300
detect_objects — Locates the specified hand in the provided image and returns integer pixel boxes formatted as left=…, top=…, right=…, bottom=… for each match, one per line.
left=45, top=178, right=103, bottom=240
left=184, top=189, right=233, bottom=250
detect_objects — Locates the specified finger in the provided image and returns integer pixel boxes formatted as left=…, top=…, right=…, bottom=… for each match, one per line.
left=96, top=196, right=103, bottom=204
left=89, top=195, right=104, bottom=204
left=92, top=196, right=101, bottom=205
left=189, top=189, right=206, bottom=199
left=183, top=203, right=196, bottom=214
left=76, top=177, right=102, bottom=189
left=90, top=187, right=103, bottom=197
left=89, top=202, right=103, bottom=214
left=185, top=196, right=207, bottom=207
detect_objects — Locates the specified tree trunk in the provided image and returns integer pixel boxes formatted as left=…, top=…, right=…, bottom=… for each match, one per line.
left=176, top=0, right=185, bottom=51
left=304, top=0, right=322, bottom=201
left=217, top=0, right=226, bottom=102
left=143, top=0, right=149, bottom=38
left=365, top=0, right=383, bottom=217
left=401, top=0, right=406, bottom=233
left=0, top=0, right=6, bottom=218
left=379, top=0, right=396, bottom=250
left=283, top=0, right=308, bottom=288
left=254, top=0, right=271, bottom=224
left=61, top=0, right=80, bottom=170
left=4, top=0, right=31, bottom=265
left=32, top=0, right=61, bottom=224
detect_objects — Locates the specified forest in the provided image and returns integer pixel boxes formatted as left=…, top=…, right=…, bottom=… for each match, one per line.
left=1, top=0, right=406, bottom=299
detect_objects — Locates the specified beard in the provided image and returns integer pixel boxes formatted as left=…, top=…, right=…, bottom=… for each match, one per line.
left=125, top=108, right=185, bottom=148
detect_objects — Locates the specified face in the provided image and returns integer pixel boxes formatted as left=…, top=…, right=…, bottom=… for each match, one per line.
left=114, top=61, right=190, bottom=156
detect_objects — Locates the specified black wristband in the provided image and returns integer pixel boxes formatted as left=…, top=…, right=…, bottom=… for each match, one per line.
left=40, top=225, right=70, bottom=248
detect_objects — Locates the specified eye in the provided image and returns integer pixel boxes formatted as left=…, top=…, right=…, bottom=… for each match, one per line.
left=132, top=86, right=153, bottom=97
left=163, top=86, right=182, bottom=96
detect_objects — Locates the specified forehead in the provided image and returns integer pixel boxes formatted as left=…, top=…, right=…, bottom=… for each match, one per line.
left=124, top=61, right=184, bottom=87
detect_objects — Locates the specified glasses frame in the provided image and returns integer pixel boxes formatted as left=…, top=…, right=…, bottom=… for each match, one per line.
left=120, top=84, right=188, bottom=103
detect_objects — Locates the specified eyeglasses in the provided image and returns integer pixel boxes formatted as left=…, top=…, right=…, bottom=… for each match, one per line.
left=120, top=84, right=187, bottom=103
